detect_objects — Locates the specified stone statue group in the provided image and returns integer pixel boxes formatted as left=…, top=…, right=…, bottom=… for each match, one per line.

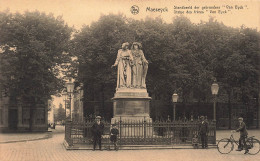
left=111, top=42, right=148, bottom=90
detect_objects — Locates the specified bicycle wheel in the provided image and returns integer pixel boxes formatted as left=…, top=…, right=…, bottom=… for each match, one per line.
left=247, top=138, right=260, bottom=155
left=217, top=138, right=234, bottom=154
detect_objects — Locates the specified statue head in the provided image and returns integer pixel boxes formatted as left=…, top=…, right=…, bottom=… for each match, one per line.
left=122, top=42, right=130, bottom=50
left=132, top=42, right=142, bottom=50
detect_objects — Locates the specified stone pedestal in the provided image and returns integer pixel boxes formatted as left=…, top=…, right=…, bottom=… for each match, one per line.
left=111, top=88, right=152, bottom=122
left=111, top=88, right=152, bottom=136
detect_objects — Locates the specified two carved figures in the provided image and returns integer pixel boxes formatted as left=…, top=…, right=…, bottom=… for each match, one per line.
left=112, top=42, right=148, bottom=90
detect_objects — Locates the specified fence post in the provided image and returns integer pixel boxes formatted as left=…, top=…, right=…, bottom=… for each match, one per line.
left=70, top=121, right=73, bottom=146
left=144, top=117, right=146, bottom=143
left=65, top=120, right=73, bottom=147
left=213, top=121, right=216, bottom=144
left=119, top=116, right=122, bottom=146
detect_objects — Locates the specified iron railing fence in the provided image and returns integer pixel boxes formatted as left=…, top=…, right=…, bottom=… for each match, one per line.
left=65, top=118, right=216, bottom=147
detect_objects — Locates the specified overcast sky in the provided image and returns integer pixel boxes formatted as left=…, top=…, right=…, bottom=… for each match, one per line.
left=1, top=0, right=259, bottom=30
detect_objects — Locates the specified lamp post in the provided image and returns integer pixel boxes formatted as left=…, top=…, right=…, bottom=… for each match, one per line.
left=65, top=78, right=75, bottom=121
left=172, top=93, right=178, bottom=121
left=211, top=80, right=219, bottom=122
left=62, top=91, right=68, bottom=120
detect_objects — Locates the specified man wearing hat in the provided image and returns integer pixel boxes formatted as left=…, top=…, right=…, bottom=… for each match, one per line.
left=232, top=117, right=249, bottom=154
left=91, top=116, right=104, bottom=150
left=198, top=116, right=208, bottom=149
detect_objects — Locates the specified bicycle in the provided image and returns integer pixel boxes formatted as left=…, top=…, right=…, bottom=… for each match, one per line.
left=217, top=132, right=260, bottom=155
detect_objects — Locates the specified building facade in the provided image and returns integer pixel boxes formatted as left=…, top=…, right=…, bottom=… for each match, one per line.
left=0, top=93, right=48, bottom=132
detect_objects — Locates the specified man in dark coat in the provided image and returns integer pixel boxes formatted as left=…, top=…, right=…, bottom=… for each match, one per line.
left=198, top=116, right=208, bottom=149
left=232, top=117, right=248, bottom=154
left=91, top=116, right=104, bottom=151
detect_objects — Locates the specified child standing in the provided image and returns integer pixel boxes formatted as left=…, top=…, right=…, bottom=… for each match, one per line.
left=110, top=124, right=119, bottom=151
left=192, top=134, right=199, bottom=149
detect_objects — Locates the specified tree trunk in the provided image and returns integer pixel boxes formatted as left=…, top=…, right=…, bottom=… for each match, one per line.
left=101, top=84, right=105, bottom=119
left=197, top=100, right=201, bottom=120
left=228, top=92, right=232, bottom=129
left=257, top=88, right=260, bottom=129
left=29, top=98, right=36, bottom=131
left=29, top=106, right=34, bottom=131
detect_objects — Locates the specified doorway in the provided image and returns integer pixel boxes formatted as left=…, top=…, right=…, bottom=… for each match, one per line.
left=8, top=109, right=18, bottom=130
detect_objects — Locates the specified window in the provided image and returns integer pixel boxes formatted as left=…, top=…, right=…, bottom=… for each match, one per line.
left=35, top=109, right=45, bottom=124
left=22, top=108, right=30, bottom=124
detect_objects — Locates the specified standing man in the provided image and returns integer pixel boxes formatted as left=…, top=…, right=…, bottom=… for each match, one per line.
left=232, top=117, right=249, bottom=154
left=198, top=116, right=208, bottom=149
left=91, top=116, right=104, bottom=151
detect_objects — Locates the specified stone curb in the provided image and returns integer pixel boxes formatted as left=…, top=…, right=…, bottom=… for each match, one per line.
left=0, top=132, right=53, bottom=144
left=64, top=146, right=217, bottom=151
left=63, top=141, right=217, bottom=150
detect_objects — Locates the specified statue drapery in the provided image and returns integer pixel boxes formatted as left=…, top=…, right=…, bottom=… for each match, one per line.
left=112, top=42, right=148, bottom=90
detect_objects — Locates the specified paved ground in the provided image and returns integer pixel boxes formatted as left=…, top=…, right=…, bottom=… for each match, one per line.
left=0, top=126, right=259, bottom=161
left=0, top=132, right=50, bottom=143
left=0, top=126, right=64, bottom=143
left=1, top=125, right=259, bottom=143
left=0, top=133, right=259, bottom=161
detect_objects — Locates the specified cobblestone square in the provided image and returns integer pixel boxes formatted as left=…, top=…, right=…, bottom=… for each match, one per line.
left=0, top=126, right=259, bottom=161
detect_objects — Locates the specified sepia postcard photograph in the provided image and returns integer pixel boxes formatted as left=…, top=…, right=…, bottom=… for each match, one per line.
left=0, top=0, right=260, bottom=161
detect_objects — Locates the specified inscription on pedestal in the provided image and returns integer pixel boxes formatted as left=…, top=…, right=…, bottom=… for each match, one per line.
left=114, top=101, right=124, bottom=115
left=125, top=101, right=145, bottom=114
left=114, top=99, right=150, bottom=116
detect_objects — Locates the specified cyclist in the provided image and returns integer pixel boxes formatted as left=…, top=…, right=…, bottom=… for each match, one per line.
left=231, top=117, right=249, bottom=154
